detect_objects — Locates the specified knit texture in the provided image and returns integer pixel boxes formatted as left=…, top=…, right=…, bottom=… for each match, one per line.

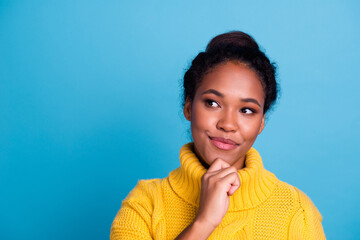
left=110, top=143, right=326, bottom=239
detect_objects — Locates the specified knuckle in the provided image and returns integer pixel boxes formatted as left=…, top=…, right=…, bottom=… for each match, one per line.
left=202, top=172, right=211, bottom=180
left=229, top=172, right=239, bottom=179
left=214, top=158, right=223, bottom=164
left=207, top=175, right=214, bottom=182
left=229, top=166, right=237, bottom=172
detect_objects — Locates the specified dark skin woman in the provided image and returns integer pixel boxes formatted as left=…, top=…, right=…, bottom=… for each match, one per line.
left=178, top=61, right=266, bottom=239
left=110, top=31, right=325, bottom=240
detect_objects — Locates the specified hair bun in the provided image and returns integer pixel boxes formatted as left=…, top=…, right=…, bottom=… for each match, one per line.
left=205, top=31, right=259, bottom=52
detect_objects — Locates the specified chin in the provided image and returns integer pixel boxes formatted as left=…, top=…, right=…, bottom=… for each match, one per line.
left=205, top=152, right=239, bottom=166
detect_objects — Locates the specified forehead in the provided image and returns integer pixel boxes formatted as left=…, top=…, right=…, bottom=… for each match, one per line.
left=197, top=61, right=265, bottom=101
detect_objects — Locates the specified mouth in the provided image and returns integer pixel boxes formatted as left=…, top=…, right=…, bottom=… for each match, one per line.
left=209, top=136, right=239, bottom=150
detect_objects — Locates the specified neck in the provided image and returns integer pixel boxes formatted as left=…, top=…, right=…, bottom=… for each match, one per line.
left=168, top=143, right=278, bottom=210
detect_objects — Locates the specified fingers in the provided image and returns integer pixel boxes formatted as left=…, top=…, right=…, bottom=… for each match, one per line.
left=207, top=158, right=231, bottom=173
left=205, top=159, right=238, bottom=180
left=203, top=161, right=241, bottom=196
left=196, top=158, right=241, bottom=230
left=214, top=165, right=238, bottom=179
left=220, top=172, right=241, bottom=196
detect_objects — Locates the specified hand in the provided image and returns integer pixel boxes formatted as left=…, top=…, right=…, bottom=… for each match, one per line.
left=195, top=158, right=241, bottom=230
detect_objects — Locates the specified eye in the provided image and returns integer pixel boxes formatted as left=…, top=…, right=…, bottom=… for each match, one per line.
left=241, top=108, right=255, bottom=114
left=205, top=99, right=219, bottom=108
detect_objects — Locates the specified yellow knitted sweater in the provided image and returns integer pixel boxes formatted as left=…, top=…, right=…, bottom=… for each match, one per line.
left=111, top=143, right=326, bottom=239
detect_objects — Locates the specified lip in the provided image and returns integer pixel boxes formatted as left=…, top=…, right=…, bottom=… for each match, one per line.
left=209, top=136, right=239, bottom=150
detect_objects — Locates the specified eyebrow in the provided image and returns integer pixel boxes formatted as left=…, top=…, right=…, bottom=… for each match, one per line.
left=241, top=98, right=261, bottom=107
left=201, top=89, right=224, bottom=97
left=201, top=88, right=261, bottom=107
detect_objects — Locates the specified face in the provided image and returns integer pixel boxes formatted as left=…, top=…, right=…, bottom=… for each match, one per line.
left=183, top=61, right=265, bottom=169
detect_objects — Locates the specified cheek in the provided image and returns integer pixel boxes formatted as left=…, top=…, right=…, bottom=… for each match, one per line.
left=241, top=118, right=263, bottom=138
left=191, top=105, right=211, bottom=129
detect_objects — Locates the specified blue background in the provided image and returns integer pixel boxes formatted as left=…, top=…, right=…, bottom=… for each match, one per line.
left=1, top=0, right=359, bottom=239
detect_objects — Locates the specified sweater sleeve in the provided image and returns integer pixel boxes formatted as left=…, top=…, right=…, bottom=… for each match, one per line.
left=288, top=188, right=326, bottom=240
left=110, top=179, right=164, bottom=240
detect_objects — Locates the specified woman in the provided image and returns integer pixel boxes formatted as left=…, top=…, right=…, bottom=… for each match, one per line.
left=110, top=31, right=326, bottom=239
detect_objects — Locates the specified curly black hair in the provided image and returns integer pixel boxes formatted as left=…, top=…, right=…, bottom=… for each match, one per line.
left=183, top=31, right=278, bottom=114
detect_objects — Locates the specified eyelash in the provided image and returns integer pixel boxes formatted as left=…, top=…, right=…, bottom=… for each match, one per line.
left=204, top=99, right=256, bottom=114
left=205, top=99, right=219, bottom=108
left=241, top=108, right=256, bottom=114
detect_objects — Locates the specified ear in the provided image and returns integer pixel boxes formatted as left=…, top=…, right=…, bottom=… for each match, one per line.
left=258, top=114, right=265, bottom=135
left=183, top=99, right=192, bottom=121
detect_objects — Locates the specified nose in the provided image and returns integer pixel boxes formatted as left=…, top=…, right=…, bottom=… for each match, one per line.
left=216, top=110, right=238, bottom=132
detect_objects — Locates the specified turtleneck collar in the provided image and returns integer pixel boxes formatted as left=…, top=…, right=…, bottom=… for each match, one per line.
left=168, top=143, right=278, bottom=211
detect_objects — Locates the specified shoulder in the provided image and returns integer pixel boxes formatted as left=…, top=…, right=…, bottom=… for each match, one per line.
left=280, top=183, right=326, bottom=239
left=110, top=179, right=166, bottom=239
left=123, top=178, right=164, bottom=207
left=274, top=180, right=322, bottom=218
left=129, top=179, right=163, bottom=195
left=293, top=187, right=323, bottom=222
